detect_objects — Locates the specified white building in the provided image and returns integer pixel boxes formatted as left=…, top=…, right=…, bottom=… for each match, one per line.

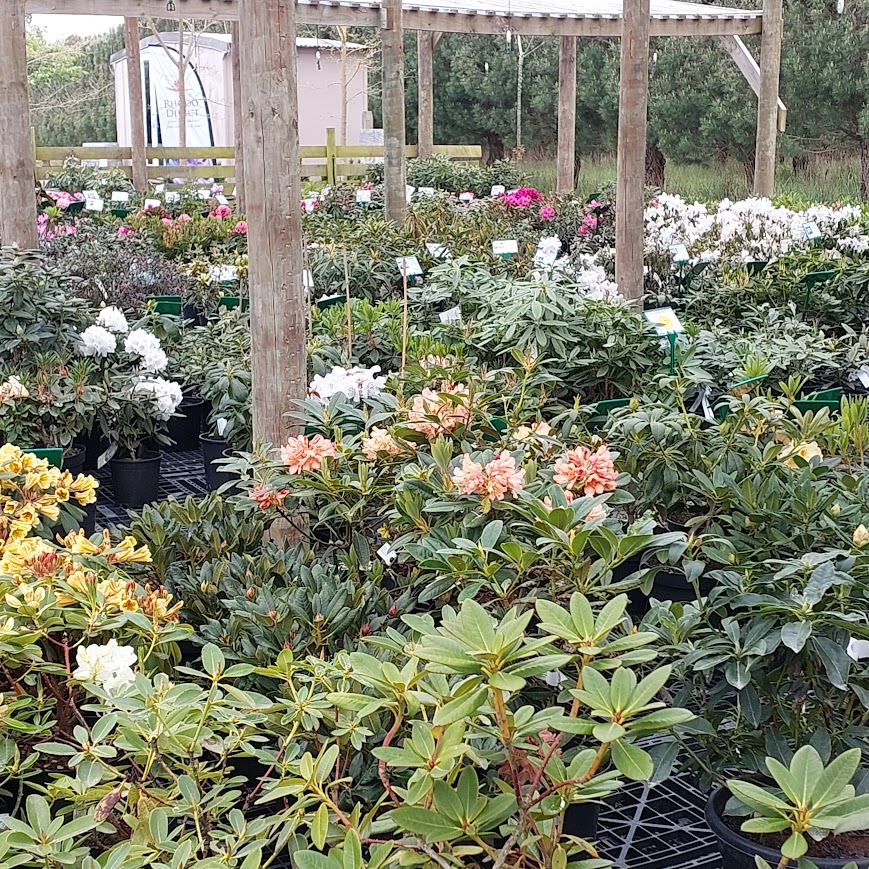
left=111, top=33, right=369, bottom=148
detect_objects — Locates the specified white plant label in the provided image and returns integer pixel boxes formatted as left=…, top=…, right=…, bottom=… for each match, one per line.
left=418, top=187, right=436, bottom=197
left=154, top=183, right=165, bottom=193
left=82, top=189, right=99, bottom=201
left=143, top=198, right=161, bottom=210
left=406, top=185, right=416, bottom=202
left=490, top=184, right=506, bottom=197
left=303, top=269, right=314, bottom=290
left=426, top=242, right=450, bottom=258
left=396, top=256, right=423, bottom=277
left=377, top=542, right=397, bottom=566
left=197, top=188, right=211, bottom=200
left=544, top=670, right=567, bottom=687
left=355, top=189, right=372, bottom=204
left=492, top=239, right=519, bottom=257
left=216, top=194, right=230, bottom=206
left=803, top=222, right=822, bottom=241
left=165, top=191, right=181, bottom=203
left=533, top=236, right=562, bottom=268
left=439, top=305, right=462, bottom=324
left=668, top=243, right=690, bottom=263
left=209, top=265, right=238, bottom=283
left=216, top=417, right=228, bottom=437
left=84, top=198, right=104, bottom=212
left=110, top=191, right=130, bottom=203
left=644, top=307, right=685, bottom=335
left=459, top=192, right=474, bottom=203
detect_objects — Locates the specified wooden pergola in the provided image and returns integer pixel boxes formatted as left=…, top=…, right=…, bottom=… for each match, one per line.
left=3, top=0, right=783, bottom=451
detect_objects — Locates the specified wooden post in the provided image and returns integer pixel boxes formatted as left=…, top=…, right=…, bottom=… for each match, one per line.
left=0, top=0, right=38, bottom=249
left=753, top=0, right=784, bottom=197
left=326, top=126, right=337, bottom=185
left=382, top=0, right=407, bottom=222
left=230, top=21, right=245, bottom=212
left=556, top=36, right=577, bottom=194
left=124, top=18, right=148, bottom=193
left=237, top=0, right=306, bottom=452
left=615, top=0, right=651, bottom=303
left=417, top=31, right=435, bottom=158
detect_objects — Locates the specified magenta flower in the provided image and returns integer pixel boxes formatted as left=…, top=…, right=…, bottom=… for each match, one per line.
left=177, top=213, right=193, bottom=222
left=501, top=187, right=542, bottom=207
left=539, top=205, right=556, bottom=220
left=117, top=226, right=133, bottom=238
left=232, top=220, right=248, bottom=235
left=161, top=217, right=174, bottom=227
left=209, top=204, right=232, bottom=219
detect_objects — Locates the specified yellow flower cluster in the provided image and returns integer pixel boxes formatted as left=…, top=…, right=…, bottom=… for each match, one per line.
left=0, top=445, right=98, bottom=544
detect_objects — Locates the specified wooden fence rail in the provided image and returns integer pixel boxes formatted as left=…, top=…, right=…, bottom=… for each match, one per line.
left=34, top=129, right=482, bottom=189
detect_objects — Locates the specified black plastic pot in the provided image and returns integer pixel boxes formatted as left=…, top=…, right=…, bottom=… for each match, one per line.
left=79, top=427, right=110, bottom=472
left=167, top=397, right=206, bottom=452
left=110, top=451, right=162, bottom=509
left=563, top=801, right=601, bottom=842
left=62, top=444, right=87, bottom=476
left=200, top=434, right=235, bottom=491
left=706, top=787, right=869, bottom=869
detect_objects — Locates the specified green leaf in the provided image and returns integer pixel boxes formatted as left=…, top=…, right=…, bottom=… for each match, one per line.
left=202, top=643, right=225, bottom=678
left=344, top=830, right=362, bottom=869
left=728, top=781, right=793, bottom=814
left=781, top=621, right=812, bottom=653
left=809, top=748, right=861, bottom=809
left=740, top=817, right=791, bottom=834
left=593, top=722, right=626, bottom=743
left=611, top=741, right=653, bottom=782
left=433, top=686, right=487, bottom=726
left=781, top=831, right=808, bottom=860
left=786, top=746, right=824, bottom=808
left=311, top=803, right=329, bottom=850
left=295, top=852, right=340, bottom=869
left=389, top=807, right=465, bottom=842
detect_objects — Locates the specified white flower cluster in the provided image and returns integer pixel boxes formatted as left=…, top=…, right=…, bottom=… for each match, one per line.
left=0, top=376, right=29, bottom=404
left=96, top=306, right=129, bottom=334
left=124, top=329, right=168, bottom=374
left=571, top=254, right=621, bottom=302
left=78, top=324, right=117, bottom=357
left=309, top=365, right=387, bottom=404
left=72, top=639, right=136, bottom=694
left=133, top=377, right=183, bottom=420
left=644, top=194, right=866, bottom=265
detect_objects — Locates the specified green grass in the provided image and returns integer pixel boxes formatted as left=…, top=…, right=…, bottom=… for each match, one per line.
left=523, top=154, right=865, bottom=205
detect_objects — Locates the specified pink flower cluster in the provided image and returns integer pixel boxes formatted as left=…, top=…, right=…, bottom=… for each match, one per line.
left=452, top=451, right=524, bottom=501
left=117, top=225, right=134, bottom=238
left=232, top=220, right=248, bottom=235
left=280, top=434, right=338, bottom=474
left=553, top=444, right=618, bottom=496
left=248, top=485, right=289, bottom=511
left=501, top=187, right=542, bottom=207
left=37, top=213, right=76, bottom=240
left=361, top=427, right=408, bottom=460
left=47, top=190, right=84, bottom=210
left=542, top=491, right=607, bottom=522
left=408, top=382, right=470, bottom=439
left=539, top=205, right=556, bottom=220
left=178, top=213, right=193, bottom=223
left=209, top=204, right=233, bottom=219
left=577, top=213, right=598, bottom=236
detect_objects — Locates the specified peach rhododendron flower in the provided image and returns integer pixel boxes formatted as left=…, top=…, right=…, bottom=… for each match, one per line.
left=280, top=434, right=337, bottom=474
left=361, top=427, right=405, bottom=460
left=452, top=452, right=524, bottom=501
left=407, top=382, right=470, bottom=439
left=514, top=421, right=553, bottom=442
left=781, top=440, right=823, bottom=468
left=232, top=220, right=248, bottom=235
left=249, top=485, right=289, bottom=510
left=553, top=444, right=618, bottom=496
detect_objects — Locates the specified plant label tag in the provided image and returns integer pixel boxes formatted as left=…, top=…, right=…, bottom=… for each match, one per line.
left=396, top=256, right=423, bottom=277
left=544, top=670, right=567, bottom=687
left=197, top=188, right=211, bottom=200
left=668, top=243, right=690, bottom=263
left=533, top=236, right=562, bottom=268
left=216, top=417, right=228, bottom=437
left=803, top=222, right=822, bottom=240
left=320, top=186, right=331, bottom=197
left=644, top=307, right=685, bottom=335
left=154, top=183, right=165, bottom=193
left=355, top=189, right=372, bottom=204
left=439, top=305, right=462, bottom=324
left=165, top=191, right=181, bottom=203
left=209, top=265, right=238, bottom=283
left=97, top=442, right=117, bottom=470
left=492, top=239, right=518, bottom=257
left=490, top=184, right=506, bottom=197
left=426, top=242, right=450, bottom=258
left=143, top=198, right=161, bottom=210
left=216, top=194, right=230, bottom=206
left=418, top=187, right=436, bottom=197
left=111, top=191, right=130, bottom=203
left=377, top=542, right=397, bottom=566
left=82, top=189, right=99, bottom=201
left=303, top=269, right=314, bottom=290
left=84, top=198, right=104, bottom=212
left=459, top=192, right=474, bottom=203
left=406, top=185, right=416, bottom=202
left=856, top=365, right=869, bottom=389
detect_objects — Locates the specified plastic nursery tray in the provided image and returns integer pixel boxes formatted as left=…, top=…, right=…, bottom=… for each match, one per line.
left=596, top=774, right=722, bottom=869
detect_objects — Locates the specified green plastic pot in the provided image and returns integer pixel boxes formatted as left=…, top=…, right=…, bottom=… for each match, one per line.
left=146, top=295, right=183, bottom=316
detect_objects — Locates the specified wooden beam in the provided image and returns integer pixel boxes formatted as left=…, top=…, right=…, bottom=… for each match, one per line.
left=754, top=0, right=783, bottom=196
left=556, top=35, right=577, bottom=194
left=382, top=0, right=407, bottom=222
left=0, top=0, right=38, bottom=249
left=237, top=0, right=306, bottom=453
left=123, top=18, right=148, bottom=192
left=417, top=31, right=435, bottom=158
left=230, top=21, right=245, bottom=211
left=24, top=0, right=764, bottom=37
left=718, top=34, right=786, bottom=132
left=615, top=0, right=651, bottom=303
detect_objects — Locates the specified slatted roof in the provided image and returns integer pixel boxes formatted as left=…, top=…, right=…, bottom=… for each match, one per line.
left=26, top=0, right=764, bottom=36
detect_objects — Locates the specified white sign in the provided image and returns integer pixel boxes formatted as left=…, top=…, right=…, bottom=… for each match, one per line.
left=196, top=188, right=211, bottom=201
left=439, top=305, right=462, bottom=324
left=154, top=183, right=165, bottom=194
left=668, top=243, right=690, bottom=263
left=377, top=542, right=397, bottom=566
left=355, top=189, right=372, bottom=204
left=209, top=265, right=238, bottom=283
left=164, top=191, right=181, bottom=204
left=490, top=185, right=506, bottom=197
left=110, top=191, right=130, bottom=203
left=418, top=187, right=436, bottom=198
left=216, top=194, right=230, bottom=206
left=459, top=192, right=474, bottom=203
left=644, top=307, right=685, bottom=336
left=143, top=198, right=162, bottom=210
left=533, top=236, right=562, bottom=268
left=406, top=185, right=416, bottom=202
left=803, top=222, right=822, bottom=241
left=396, top=256, right=423, bottom=277
left=426, top=242, right=450, bottom=258
left=303, top=269, right=314, bottom=290
left=82, top=189, right=99, bottom=201
left=84, top=198, right=104, bottom=212
left=492, top=239, right=519, bottom=257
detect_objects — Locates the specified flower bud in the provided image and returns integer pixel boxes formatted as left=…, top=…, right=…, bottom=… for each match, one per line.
left=855, top=525, right=869, bottom=548
left=832, top=502, right=842, bottom=517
